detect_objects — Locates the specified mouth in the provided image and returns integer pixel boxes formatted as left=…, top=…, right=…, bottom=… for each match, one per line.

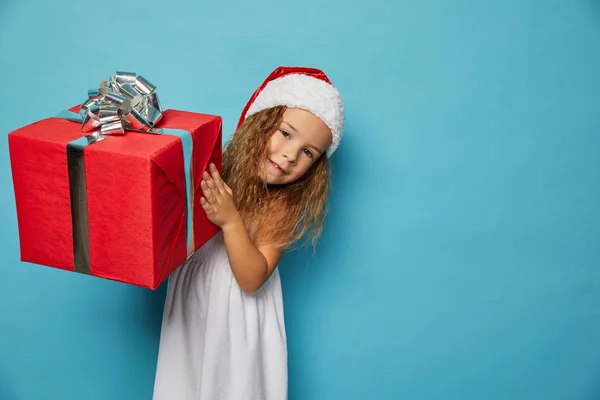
left=269, top=159, right=285, bottom=175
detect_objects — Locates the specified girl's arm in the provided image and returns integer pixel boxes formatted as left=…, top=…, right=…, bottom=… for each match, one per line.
left=221, top=216, right=283, bottom=292
left=199, top=164, right=283, bottom=292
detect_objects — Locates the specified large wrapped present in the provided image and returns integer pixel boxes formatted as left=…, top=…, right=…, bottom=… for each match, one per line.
left=8, top=72, right=222, bottom=289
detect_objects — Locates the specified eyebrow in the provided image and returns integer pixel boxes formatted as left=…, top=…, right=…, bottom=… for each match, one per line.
left=283, top=121, right=298, bottom=133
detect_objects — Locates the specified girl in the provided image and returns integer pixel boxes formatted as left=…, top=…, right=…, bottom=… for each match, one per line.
left=152, top=66, right=345, bottom=400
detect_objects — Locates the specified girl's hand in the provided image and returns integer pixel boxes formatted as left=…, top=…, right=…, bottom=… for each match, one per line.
left=200, top=163, right=240, bottom=228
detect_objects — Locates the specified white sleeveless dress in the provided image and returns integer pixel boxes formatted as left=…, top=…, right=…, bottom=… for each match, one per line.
left=152, top=231, right=288, bottom=400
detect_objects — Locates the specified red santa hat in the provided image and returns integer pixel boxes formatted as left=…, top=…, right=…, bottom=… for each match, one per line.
left=236, top=66, right=345, bottom=157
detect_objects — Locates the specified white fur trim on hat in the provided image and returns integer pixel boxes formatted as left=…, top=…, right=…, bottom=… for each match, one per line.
left=244, top=74, right=344, bottom=157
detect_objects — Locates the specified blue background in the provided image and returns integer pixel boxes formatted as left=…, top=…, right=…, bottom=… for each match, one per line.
left=1, top=0, right=599, bottom=399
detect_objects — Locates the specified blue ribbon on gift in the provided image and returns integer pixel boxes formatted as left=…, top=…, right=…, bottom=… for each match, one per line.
left=56, top=72, right=194, bottom=274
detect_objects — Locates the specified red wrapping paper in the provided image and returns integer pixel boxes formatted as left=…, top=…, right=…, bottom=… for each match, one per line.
left=8, top=107, right=222, bottom=289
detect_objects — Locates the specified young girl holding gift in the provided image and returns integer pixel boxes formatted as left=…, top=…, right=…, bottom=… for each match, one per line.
left=152, top=66, right=345, bottom=400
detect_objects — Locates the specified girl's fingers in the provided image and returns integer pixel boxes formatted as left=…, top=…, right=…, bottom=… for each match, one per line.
left=223, top=182, right=233, bottom=196
left=203, top=171, right=216, bottom=190
left=201, top=180, right=214, bottom=202
left=200, top=197, right=212, bottom=212
left=209, top=163, right=224, bottom=191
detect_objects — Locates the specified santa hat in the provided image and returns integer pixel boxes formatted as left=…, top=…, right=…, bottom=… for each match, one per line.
left=236, top=66, right=345, bottom=157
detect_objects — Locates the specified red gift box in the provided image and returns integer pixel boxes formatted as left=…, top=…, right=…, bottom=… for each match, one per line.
left=8, top=106, right=222, bottom=289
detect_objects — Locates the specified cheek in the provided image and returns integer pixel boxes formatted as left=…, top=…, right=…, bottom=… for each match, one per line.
left=288, top=162, right=312, bottom=181
left=267, top=133, right=283, bottom=153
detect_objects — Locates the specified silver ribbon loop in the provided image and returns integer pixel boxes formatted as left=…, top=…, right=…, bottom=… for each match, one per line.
left=79, top=71, right=164, bottom=136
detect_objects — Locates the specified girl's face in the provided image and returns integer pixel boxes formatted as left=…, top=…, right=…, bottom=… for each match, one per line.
left=260, top=108, right=332, bottom=185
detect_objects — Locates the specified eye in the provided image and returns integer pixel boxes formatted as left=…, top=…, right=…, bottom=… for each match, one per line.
left=303, top=149, right=314, bottom=159
left=279, top=129, right=290, bottom=138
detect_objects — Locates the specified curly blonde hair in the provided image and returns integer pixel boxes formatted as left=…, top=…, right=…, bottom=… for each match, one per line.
left=221, top=106, right=330, bottom=250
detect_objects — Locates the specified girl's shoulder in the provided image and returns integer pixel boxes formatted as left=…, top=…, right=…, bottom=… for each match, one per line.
left=247, top=199, right=294, bottom=248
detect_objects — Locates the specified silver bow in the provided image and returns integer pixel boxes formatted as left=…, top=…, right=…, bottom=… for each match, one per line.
left=79, top=71, right=163, bottom=135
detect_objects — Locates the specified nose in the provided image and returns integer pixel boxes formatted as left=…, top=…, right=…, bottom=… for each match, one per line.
left=282, top=145, right=298, bottom=164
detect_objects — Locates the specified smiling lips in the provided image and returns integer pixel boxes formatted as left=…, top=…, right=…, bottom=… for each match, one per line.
left=269, top=159, right=285, bottom=175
